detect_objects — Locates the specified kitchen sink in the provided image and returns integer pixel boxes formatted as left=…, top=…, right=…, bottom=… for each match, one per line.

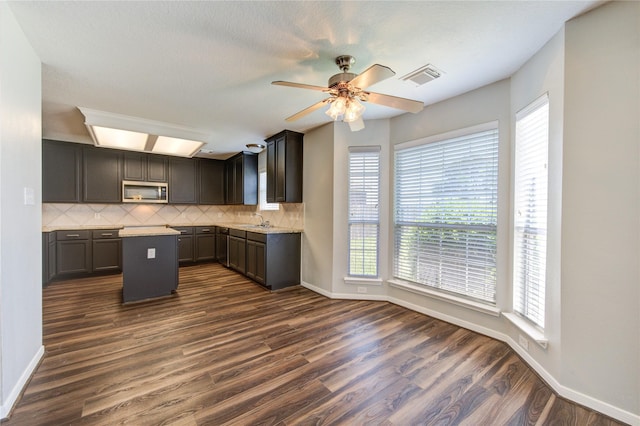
left=238, top=224, right=271, bottom=229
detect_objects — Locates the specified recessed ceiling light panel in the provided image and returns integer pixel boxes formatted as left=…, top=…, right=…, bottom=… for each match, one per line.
left=79, top=107, right=208, bottom=158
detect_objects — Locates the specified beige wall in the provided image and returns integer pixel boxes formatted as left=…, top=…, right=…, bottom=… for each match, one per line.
left=561, top=1, right=639, bottom=416
left=301, top=122, right=335, bottom=294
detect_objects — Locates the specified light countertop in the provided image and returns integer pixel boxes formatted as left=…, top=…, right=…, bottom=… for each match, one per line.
left=118, top=227, right=181, bottom=238
left=43, top=223, right=303, bottom=234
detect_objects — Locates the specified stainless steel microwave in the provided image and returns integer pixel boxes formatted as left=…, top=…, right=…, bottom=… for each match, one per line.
left=122, top=180, right=168, bottom=203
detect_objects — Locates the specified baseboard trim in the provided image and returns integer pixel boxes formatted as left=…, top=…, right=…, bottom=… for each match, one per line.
left=301, top=282, right=639, bottom=425
left=0, top=345, right=45, bottom=420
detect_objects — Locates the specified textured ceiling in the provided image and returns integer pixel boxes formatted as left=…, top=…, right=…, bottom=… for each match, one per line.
left=8, top=1, right=602, bottom=159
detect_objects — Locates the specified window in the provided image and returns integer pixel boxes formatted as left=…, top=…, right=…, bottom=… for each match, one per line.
left=348, top=147, right=380, bottom=277
left=513, top=95, right=549, bottom=329
left=259, top=171, right=279, bottom=211
left=394, top=124, right=499, bottom=303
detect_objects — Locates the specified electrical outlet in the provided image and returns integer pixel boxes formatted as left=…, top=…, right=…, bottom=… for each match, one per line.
left=518, top=334, right=529, bottom=351
left=94, top=212, right=101, bottom=219
left=357, top=286, right=367, bottom=294
left=147, top=248, right=156, bottom=259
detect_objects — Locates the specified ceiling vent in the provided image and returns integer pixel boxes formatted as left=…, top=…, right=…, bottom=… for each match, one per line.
left=401, top=64, right=443, bottom=86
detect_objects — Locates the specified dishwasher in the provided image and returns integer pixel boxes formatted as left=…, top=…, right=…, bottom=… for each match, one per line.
left=216, top=227, right=229, bottom=267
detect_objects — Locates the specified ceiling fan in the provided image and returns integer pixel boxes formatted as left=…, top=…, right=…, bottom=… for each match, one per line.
left=272, top=55, right=424, bottom=131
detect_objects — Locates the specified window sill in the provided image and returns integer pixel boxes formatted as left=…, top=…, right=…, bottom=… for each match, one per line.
left=387, top=279, right=501, bottom=317
left=503, top=312, right=548, bottom=349
left=344, top=277, right=383, bottom=286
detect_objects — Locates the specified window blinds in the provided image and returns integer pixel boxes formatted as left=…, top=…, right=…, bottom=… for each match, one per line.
left=348, top=147, right=381, bottom=277
left=513, top=95, right=549, bottom=328
left=394, top=126, right=499, bottom=303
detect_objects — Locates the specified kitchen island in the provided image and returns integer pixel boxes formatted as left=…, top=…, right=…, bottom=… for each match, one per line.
left=119, top=226, right=180, bottom=303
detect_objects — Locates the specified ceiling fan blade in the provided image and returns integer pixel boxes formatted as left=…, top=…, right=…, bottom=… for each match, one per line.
left=272, top=81, right=329, bottom=92
left=365, top=91, right=424, bottom=113
left=349, top=64, right=395, bottom=89
left=285, top=99, right=331, bottom=121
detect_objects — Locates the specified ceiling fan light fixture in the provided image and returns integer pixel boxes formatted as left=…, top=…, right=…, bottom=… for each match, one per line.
left=343, top=98, right=365, bottom=123
left=325, top=96, right=347, bottom=120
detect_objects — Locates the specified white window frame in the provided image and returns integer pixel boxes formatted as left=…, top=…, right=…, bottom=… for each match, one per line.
left=347, top=146, right=381, bottom=278
left=512, top=94, right=549, bottom=331
left=258, top=170, right=279, bottom=211
left=391, top=122, right=499, bottom=307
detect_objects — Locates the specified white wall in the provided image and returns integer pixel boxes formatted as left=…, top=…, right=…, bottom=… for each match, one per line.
left=0, top=1, right=44, bottom=418
left=561, top=1, right=639, bottom=417
left=301, top=122, right=335, bottom=294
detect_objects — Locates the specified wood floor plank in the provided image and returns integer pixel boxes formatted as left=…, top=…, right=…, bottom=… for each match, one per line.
left=2, top=263, right=628, bottom=426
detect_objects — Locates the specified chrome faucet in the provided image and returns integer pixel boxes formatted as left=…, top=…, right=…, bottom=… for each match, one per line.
left=254, top=213, right=270, bottom=228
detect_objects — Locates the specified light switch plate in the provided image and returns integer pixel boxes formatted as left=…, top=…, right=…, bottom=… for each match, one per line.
left=147, top=248, right=156, bottom=259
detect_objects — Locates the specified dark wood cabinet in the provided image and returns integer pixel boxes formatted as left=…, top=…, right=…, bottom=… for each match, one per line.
left=265, top=130, right=303, bottom=203
left=123, top=152, right=168, bottom=182
left=246, top=237, right=266, bottom=285
left=56, top=230, right=92, bottom=275
left=42, top=232, right=57, bottom=286
left=169, top=157, right=197, bottom=204
left=195, top=226, right=216, bottom=261
left=216, top=227, right=229, bottom=265
left=91, top=229, right=122, bottom=273
left=42, top=140, right=82, bottom=203
left=228, top=229, right=246, bottom=274
left=225, top=152, right=258, bottom=205
left=245, top=231, right=300, bottom=290
left=83, top=147, right=122, bottom=203
left=198, top=159, right=225, bottom=205
left=174, top=226, right=195, bottom=263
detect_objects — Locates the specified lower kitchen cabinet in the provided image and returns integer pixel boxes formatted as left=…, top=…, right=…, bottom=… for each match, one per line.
left=195, top=226, right=216, bottom=261
left=42, top=232, right=57, bottom=286
left=246, top=237, right=266, bottom=285
left=47, top=228, right=122, bottom=282
left=174, top=227, right=195, bottom=264
left=228, top=229, right=246, bottom=274
left=56, top=230, right=92, bottom=276
left=92, top=230, right=122, bottom=273
left=174, top=226, right=217, bottom=263
left=245, top=231, right=301, bottom=290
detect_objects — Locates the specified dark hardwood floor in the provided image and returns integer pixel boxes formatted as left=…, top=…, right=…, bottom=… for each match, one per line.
left=2, top=263, right=626, bottom=425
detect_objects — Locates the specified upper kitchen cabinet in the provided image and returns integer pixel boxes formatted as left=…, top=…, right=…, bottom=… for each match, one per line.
left=82, top=146, right=122, bottom=203
left=123, top=152, right=168, bottom=182
left=198, top=159, right=225, bottom=205
left=43, top=139, right=82, bottom=203
left=225, top=152, right=258, bottom=205
left=265, top=130, right=303, bottom=203
left=168, top=157, right=197, bottom=204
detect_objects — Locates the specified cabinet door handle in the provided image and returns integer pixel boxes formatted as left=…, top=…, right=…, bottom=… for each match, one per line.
left=101, top=233, right=113, bottom=237
left=66, top=233, right=80, bottom=238
left=180, top=231, right=188, bottom=234
left=202, top=228, right=210, bottom=233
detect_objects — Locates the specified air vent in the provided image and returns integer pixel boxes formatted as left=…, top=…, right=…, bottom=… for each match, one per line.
left=401, top=64, right=443, bottom=86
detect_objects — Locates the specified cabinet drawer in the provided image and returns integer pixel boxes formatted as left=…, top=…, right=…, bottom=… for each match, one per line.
left=195, top=226, right=215, bottom=234
left=246, top=231, right=266, bottom=243
left=92, top=229, right=120, bottom=239
left=230, top=229, right=246, bottom=238
left=173, top=227, right=194, bottom=235
left=56, top=230, right=90, bottom=241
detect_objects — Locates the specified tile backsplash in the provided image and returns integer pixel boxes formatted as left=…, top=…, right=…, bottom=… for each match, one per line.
left=43, top=203, right=304, bottom=229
